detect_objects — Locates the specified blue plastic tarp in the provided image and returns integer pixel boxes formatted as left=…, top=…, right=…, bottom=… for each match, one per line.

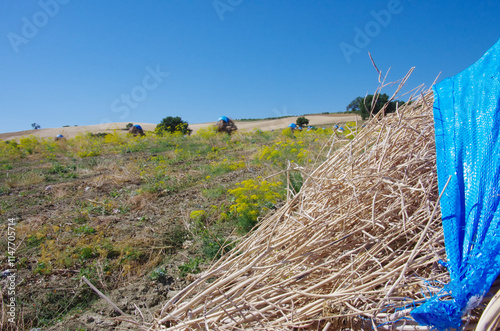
left=411, top=38, right=500, bottom=329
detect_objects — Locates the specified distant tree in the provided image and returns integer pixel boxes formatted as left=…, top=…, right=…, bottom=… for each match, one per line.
left=31, top=123, right=41, bottom=130
left=346, top=96, right=364, bottom=113
left=296, top=116, right=309, bottom=128
left=155, top=116, right=192, bottom=135
left=348, top=94, right=404, bottom=120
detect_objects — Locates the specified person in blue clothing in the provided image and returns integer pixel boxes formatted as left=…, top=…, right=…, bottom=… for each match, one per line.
left=128, top=124, right=145, bottom=136
left=217, top=116, right=238, bottom=134
left=218, top=116, right=229, bottom=123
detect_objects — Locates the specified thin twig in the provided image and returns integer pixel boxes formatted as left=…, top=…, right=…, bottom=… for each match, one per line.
left=81, top=276, right=129, bottom=317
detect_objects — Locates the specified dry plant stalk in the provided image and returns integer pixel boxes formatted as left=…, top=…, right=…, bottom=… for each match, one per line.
left=151, top=74, right=462, bottom=330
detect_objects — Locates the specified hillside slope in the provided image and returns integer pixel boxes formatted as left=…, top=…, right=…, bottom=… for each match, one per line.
left=0, top=113, right=360, bottom=141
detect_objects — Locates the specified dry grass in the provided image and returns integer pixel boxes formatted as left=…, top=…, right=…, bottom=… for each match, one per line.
left=4, top=170, right=45, bottom=188
left=145, top=72, right=466, bottom=330
left=89, top=160, right=141, bottom=188
left=128, top=192, right=160, bottom=211
left=0, top=289, right=30, bottom=331
left=53, top=185, right=70, bottom=199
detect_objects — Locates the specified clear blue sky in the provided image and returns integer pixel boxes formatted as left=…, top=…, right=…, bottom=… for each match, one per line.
left=1, top=0, right=499, bottom=134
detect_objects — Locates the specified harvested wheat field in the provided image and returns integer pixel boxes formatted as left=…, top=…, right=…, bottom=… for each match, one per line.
left=125, top=74, right=494, bottom=330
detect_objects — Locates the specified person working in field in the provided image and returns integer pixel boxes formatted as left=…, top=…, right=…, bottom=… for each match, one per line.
left=217, top=116, right=238, bottom=134
left=288, top=123, right=298, bottom=132
left=128, top=124, right=145, bottom=136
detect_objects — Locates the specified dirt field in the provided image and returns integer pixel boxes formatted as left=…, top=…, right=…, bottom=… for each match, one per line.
left=0, top=113, right=360, bottom=141
left=0, top=114, right=360, bottom=329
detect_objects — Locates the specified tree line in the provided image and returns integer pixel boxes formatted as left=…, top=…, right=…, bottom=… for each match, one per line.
left=346, top=93, right=405, bottom=120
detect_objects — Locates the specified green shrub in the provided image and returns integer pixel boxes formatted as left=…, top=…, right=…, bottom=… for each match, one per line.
left=155, top=116, right=192, bottom=135
left=296, top=116, right=309, bottom=127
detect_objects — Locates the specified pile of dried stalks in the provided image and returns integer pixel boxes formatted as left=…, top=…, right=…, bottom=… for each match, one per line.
left=152, top=75, right=447, bottom=330
left=148, top=71, right=484, bottom=330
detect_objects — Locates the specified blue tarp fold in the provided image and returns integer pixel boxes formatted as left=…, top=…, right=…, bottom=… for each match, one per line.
left=411, top=38, right=500, bottom=329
